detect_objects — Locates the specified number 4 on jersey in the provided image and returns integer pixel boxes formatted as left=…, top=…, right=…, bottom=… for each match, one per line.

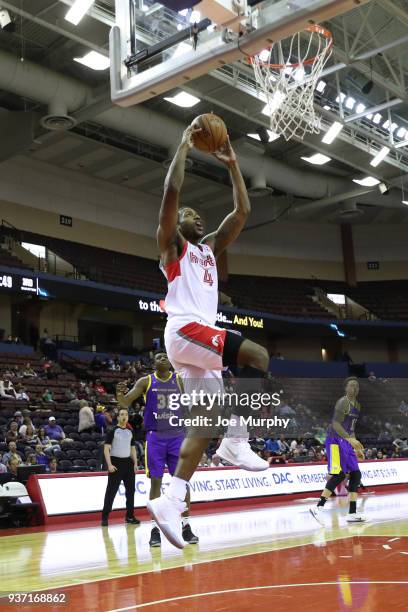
left=203, top=270, right=213, bottom=286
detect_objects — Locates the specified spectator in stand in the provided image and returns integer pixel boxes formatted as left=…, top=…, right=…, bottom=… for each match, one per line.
left=2, top=441, right=23, bottom=466
left=265, top=435, right=280, bottom=455
left=20, top=424, right=37, bottom=447
left=368, top=371, right=377, bottom=381
left=15, top=384, right=30, bottom=402
left=42, top=388, right=56, bottom=404
left=5, top=334, right=13, bottom=344
left=14, top=365, right=24, bottom=379
left=25, top=453, right=37, bottom=466
left=47, top=457, right=58, bottom=473
left=277, top=434, right=290, bottom=454
left=77, top=382, right=88, bottom=400
left=95, top=379, right=107, bottom=395
left=78, top=400, right=95, bottom=433
left=376, top=451, right=384, bottom=460
left=65, top=384, right=80, bottom=405
left=12, top=411, right=24, bottom=429
left=18, top=411, right=35, bottom=436
left=290, top=438, right=298, bottom=451
left=104, top=406, right=116, bottom=428
left=5, top=421, right=19, bottom=444
left=35, top=427, right=60, bottom=455
left=0, top=375, right=17, bottom=399
left=95, top=404, right=107, bottom=433
left=23, top=363, right=37, bottom=378
left=44, top=416, right=72, bottom=444
left=14, top=336, right=21, bottom=345
left=210, top=454, right=221, bottom=467
left=393, top=437, right=408, bottom=452
left=6, top=456, right=20, bottom=478
left=123, top=361, right=133, bottom=375
left=0, top=452, right=7, bottom=473
left=34, top=444, right=49, bottom=466
left=198, top=453, right=210, bottom=467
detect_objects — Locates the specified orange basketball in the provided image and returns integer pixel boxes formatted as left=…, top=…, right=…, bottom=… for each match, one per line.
left=192, top=113, right=228, bottom=153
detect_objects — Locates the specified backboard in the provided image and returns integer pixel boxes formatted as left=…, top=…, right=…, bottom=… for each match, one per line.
left=110, top=0, right=371, bottom=108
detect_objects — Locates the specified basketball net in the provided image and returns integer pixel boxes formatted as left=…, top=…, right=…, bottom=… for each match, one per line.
left=249, top=25, right=333, bottom=142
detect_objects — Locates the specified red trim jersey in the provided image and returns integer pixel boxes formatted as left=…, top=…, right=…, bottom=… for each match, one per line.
left=161, top=241, right=218, bottom=330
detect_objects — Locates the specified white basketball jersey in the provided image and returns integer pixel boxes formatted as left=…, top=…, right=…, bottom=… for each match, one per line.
left=161, top=241, right=218, bottom=329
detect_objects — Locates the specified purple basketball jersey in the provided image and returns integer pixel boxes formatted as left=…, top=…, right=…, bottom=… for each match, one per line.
left=327, top=397, right=360, bottom=438
left=143, top=371, right=184, bottom=435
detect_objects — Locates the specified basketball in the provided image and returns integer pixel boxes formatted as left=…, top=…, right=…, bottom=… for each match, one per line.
left=191, top=113, right=228, bottom=153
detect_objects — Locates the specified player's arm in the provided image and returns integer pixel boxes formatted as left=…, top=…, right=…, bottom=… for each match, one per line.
left=157, top=125, right=200, bottom=260
left=116, top=376, right=149, bottom=408
left=203, top=138, right=250, bottom=258
left=332, top=398, right=363, bottom=450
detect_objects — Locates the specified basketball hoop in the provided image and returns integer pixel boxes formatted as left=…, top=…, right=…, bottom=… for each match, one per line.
left=249, top=25, right=333, bottom=142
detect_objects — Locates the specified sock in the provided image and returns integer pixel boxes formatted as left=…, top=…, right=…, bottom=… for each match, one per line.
left=167, top=476, right=188, bottom=501
left=349, top=500, right=357, bottom=514
left=151, top=520, right=158, bottom=529
left=182, top=517, right=189, bottom=528
left=226, top=413, right=249, bottom=439
left=317, top=496, right=327, bottom=507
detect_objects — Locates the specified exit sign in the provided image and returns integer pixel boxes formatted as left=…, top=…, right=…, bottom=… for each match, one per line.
left=367, top=261, right=379, bottom=270
left=60, top=215, right=72, bottom=227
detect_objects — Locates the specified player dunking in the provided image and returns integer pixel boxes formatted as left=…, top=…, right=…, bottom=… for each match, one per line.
left=310, top=377, right=366, bottom=524
left=147, top=124, right=271, bottom=548
left=116, top=350, right=198, bottom=547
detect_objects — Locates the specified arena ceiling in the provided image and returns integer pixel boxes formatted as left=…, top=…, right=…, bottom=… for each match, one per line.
left=1, top=0, right=408, bottom=231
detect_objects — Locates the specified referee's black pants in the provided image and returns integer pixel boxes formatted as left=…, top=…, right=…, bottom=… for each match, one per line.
left=102, top=456, right=135, bottom=520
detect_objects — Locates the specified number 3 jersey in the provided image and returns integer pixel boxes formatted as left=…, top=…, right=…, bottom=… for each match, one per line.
left=143, top=371, right=184, bottom=436
left=161, top=241, right=218, bottom=331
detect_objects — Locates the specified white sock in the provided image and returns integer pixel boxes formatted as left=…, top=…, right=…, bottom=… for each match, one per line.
left=151, top=520, right=158, bottom=529
left=226, top=414, right=249, bottom=439
left=167, top=476, right=188, bottom=501
left=182, top=517, right=189, bottom=527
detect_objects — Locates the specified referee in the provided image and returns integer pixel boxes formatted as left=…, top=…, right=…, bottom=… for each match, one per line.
left=101, top=407, right=140, bottom=526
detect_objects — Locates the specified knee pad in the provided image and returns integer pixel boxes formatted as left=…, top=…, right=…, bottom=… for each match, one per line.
left=326, top=471, right=346, bottom=492
left=348, top=469, right=361, bottom=492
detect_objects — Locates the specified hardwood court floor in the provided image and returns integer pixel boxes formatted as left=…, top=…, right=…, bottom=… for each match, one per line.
left=0, top=491, right=407, bottom=611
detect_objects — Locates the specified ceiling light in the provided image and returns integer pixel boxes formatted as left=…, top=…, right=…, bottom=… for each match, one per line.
left=335, top=92, right=346, bottom=104
left=0, top=9, right=15, bottom=32
left=247, top=130, right=280, bottom=142
left=403, top=200, right=408, bottom=206
left=345, top=96, right=355, bottom=110
left=65, top=0, right=95, bottom=26
left=373, top=113, right=382, bottom=125
left=190, top=10, right=201, bottom=23
left=177, top=23, right=183, bottom=30
left=353, top=176, right=381, bottom=187
left=370, top=146, right=390, bottom=168
left=163, top=91, right=200, bottom=108
left=323, top=104, right=331, bottom=110
left=396, top=127, right=407, bottom=139
left=301, top=153, right=331, bottom=165
left=322, top=121, right=343, bottom=144
left=383, top=120, right=398, bottom=132
left=74, top=51, right=110, bottom=70
left=316, top=80, right=327, bottom=93
left=355, top=103, right=366, bottom=114
left=395, top=138, right=408, bottom=149
left=366, top=113, right=373, bottom=120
